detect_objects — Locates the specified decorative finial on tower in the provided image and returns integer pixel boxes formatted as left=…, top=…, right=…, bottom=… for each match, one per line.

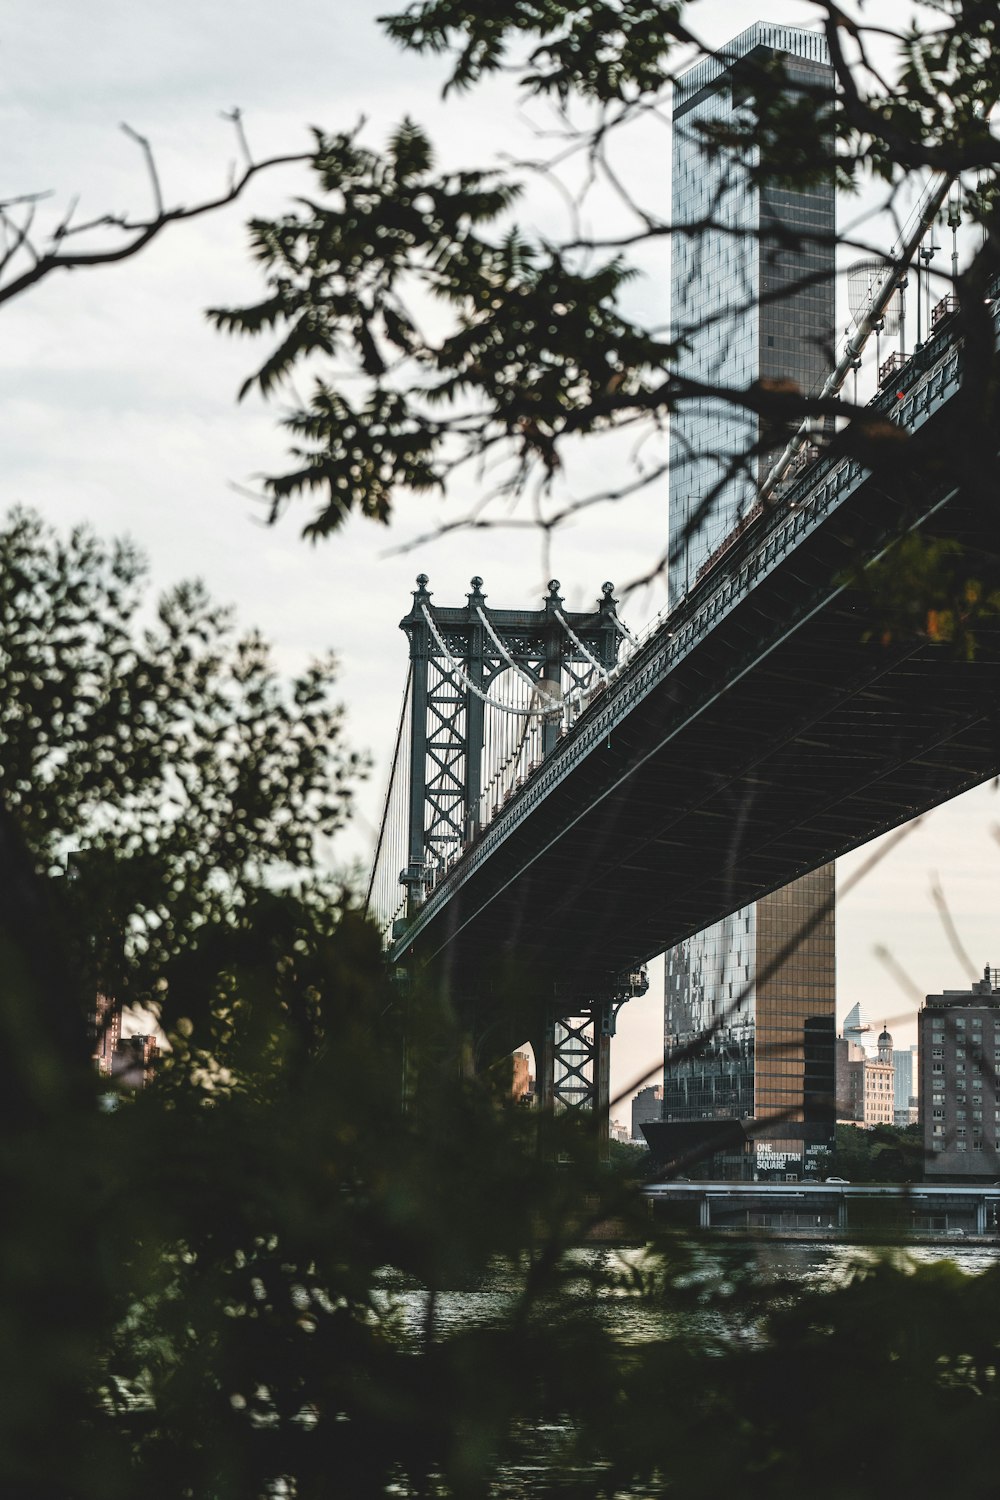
left=544, top=580, right=564, bottom=614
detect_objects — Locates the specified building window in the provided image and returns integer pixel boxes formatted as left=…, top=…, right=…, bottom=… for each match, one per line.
left=957, top=1141, right=968, bottom=1151
left=932, top=1108, right=944, bottom=1118
left=932, top=1047, right=944, bottom=1058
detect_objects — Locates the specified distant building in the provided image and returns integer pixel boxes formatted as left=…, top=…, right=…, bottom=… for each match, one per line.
left=93, top=992, right=121, bottom=1076
left=111, top=1033, right=158, bottom=1090
left=631, top=1085, right=662, bottom=1142
left=835, top=1035, right=867, bottom=1121
left=836, top=1024, right=894, bottom=1126
left=866, top=1025, right=895, bottom=1126
left=511, top=1050, right=535, bottom=1105
left=893, top=1044, right=919, bottom=1126
left=920, top=965, right=1000, bottom=1179
left=657, top=865, right=836, bottom=1180
left=610, top=1118, right=632, bottom=1145
left=841, top=1002, right=872, bottom=1047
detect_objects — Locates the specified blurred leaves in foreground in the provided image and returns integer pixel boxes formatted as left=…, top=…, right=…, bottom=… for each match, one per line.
left=3, top=510, right=1000, bottom=1498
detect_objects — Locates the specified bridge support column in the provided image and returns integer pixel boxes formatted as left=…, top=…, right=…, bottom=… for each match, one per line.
left=549, top=1010, right=604, bottom=1121
left=542, top=971, right=648, bottom=1153
left=535, top=1014, right=556, bottom=1114
left=595, top=1002, right=612, bottom=1146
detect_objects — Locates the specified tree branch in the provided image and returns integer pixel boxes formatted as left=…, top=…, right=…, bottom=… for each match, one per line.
left=0, top=145, right=312, bottom=310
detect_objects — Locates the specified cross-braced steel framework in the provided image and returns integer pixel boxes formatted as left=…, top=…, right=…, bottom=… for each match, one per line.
left=399, top=574, right=621, bottom=910
left=537, top=970, right=650, bottom=1135
left=398, top=574, right=637, bottom=1123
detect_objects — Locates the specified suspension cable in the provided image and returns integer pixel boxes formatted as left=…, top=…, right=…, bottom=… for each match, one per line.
left=421, top=605, right=550, bottom=718
left=474, top=605, right=562, bottom=710
left=610, top=611, right=639, bottom=645
left=365, top=664, right=411, bottom=914
left=554, top=607, right=611, bottom=681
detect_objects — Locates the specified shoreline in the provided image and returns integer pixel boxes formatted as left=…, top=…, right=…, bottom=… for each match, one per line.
left=584, top=1221, right=1000, bottom=1250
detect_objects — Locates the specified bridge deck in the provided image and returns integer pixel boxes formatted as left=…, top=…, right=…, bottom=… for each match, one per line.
left=392, top=309, right=1000, bottom=1038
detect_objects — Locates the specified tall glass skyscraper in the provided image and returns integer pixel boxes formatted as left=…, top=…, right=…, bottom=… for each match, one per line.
left=668, top=22, right=835, bottom=605
left=658, top=25, right=837, bottom=1179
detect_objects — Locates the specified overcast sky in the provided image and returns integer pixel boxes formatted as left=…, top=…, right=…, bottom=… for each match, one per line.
left=4, top=0, right=997, bottom=1108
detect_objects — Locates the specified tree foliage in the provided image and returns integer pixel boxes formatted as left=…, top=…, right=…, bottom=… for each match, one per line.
left=831, top=1122, right=925, bottom=1182
left=206, top=0, right=1000, bottom=548
left=209, top=118, right=668, bottom=535
left=4, top=514, right=1000, bottom=1499
left=0, top=508, right=360, bottom=1004
left=5, top=4, right=1000, bottom=1495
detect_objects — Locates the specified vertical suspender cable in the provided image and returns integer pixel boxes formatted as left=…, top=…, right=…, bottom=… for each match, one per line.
left=365, top=665, right=412, bottom=916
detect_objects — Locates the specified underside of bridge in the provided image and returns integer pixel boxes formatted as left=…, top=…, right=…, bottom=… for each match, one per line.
left=393, top=392, right=1000, bottom=1063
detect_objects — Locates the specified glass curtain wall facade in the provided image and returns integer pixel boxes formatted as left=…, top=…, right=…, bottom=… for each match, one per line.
left=662, top=25, right=836, bottom=1178
left=668, top=21, right=834, bottom=606
left=664, top=865, right=836, bottom=1169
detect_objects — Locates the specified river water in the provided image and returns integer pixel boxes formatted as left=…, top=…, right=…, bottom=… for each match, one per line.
left=373, top=1239, right=1000, bottom=1496
left=375, top=1237, right=1000, bottom=1346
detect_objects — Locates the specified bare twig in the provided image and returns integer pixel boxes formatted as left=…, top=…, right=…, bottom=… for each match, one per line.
left=0, top=142, right=312, bottom=310
left=0, top=202, right=40, bottom=278
left=873, top=944, right=926, bottom=1007
left=120, top=122, right=164, bottom=219
left=929, top=874, right=979, bottom=982
left=51, top=194, right=80, bottom=245
left=223, top=107, right=254, bottom=172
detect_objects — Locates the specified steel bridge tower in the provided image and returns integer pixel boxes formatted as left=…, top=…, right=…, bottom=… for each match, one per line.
left=396, top=574, right=647, bottom=1131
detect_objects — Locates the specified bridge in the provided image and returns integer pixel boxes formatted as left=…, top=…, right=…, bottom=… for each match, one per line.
left=643, top=1181, right=1000, bottom=1240
left=367, top=296, right=1000, bottom=1114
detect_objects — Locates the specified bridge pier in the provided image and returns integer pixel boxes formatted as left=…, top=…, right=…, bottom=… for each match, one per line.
left=536, top=971, right=649, bottom=1150
left=537, top=1006, right=611, bottom=1140
left=534, top=1004, right=612, bottom=1148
